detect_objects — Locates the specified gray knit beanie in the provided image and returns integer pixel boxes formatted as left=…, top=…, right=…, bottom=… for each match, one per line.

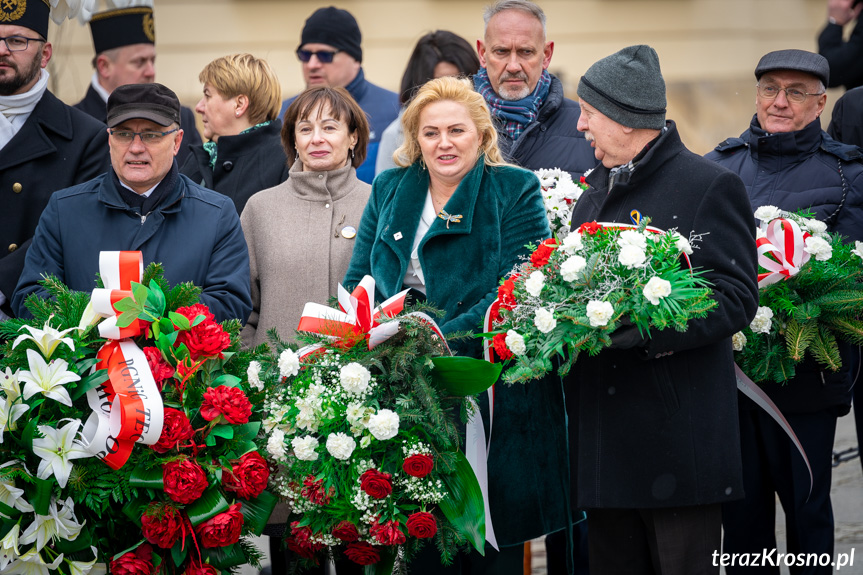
left=577, top=45, right=667, bottom=130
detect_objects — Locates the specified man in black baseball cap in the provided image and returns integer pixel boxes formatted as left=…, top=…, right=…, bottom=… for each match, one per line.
left=13, top=82, right=252, bottom=325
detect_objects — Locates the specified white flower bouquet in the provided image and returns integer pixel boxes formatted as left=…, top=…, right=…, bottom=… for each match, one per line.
left=535, top=168, right=589, bottom=239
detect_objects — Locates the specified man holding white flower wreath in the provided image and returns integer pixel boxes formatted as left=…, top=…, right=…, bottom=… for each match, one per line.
left=566, top=45, right=759, bottom=574
left=707, top=49, right=863, bottom=573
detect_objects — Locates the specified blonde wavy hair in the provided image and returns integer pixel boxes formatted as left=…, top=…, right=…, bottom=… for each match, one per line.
left=198, top=53, right=282, bottom=125
left=394, top=76, right=507, bottom=168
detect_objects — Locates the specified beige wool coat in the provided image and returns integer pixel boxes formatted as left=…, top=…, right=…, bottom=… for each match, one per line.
left=240, top=160, right=372, bottom=349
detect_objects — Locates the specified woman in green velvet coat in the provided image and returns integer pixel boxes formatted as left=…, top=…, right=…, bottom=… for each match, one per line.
left=343, top=76, right=571, bottom=573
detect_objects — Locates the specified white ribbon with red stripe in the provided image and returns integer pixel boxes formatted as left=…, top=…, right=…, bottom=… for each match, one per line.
left=756, top=218, right=811, bottom=287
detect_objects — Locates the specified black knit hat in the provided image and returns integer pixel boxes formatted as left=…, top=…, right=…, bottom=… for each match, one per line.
left=107, top=83, right=180, bottom=128
left=89, top=7, right=155, bottom=54
left=298, top=6, right=362, bottom=63
left=1, top=0, right=50, bottom=39
left=577, top=45, right=667, bottom=130
left=755, top=49, right=830, bottom=87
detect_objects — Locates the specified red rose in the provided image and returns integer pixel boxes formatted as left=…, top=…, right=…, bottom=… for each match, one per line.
left=360, top=469, right=392, bottom=499
left=184, top=560, right=219, bottom=575
left=402, top=454, right=434, bottom=478
left=195, top=503, right=244, bottom=548
left=406, top=511, right=438, bottom=539
left=163, top=458, right=209, bottom=504
left=175, top=304, right=215, bottom=323
left=286, top=522, right=323, bottom=561
left=331, top=520, right=359, bottom=542
left=492, top=333, right=513, bottom=361
left=141, top=502, right=184, bottom=549
left=498, top=277, right=518, bottom=311
left=301, top=475, right=333, bottom=506
left=110, top=543, right=153, bottom=575
left=577, top=221, right=602, bottom=235
left=143, top=346, right=174, bottom=389
left=200, top=385, right=252, bottom=424
left=223, top=452, right=270, bottom=500
left=344, top=541, right=381, bottom=566
left=152, top=408, right=194, bottom=454
left=370, top=518, right=406, bottom=546
left=530, top=238, right=558, bottom=268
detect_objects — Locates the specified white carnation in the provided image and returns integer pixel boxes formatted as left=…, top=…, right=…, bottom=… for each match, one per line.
left=749, top=306, right=774, bottom=334
left=504, top=330, right=527, bottom=355
left=367, top=409, right=400, bottom=441
left=672, top=232, right=693, bottom=255
left=246, top=361, right=263, bottom=391
left=586, top=300, right=614, bottom=327
left=853, top=241, right=863, bottom=260
left=803, top=235, right=833, bottom=261
left=805, top=219, right=828, bottom=236
left=618, top=245, right=647, bottom=268
left=732, top=331, right=747, bottom=352
left=618, top=229, right=647, bottom=250
left=643, top=277, right=672, bottom=305
left=340, top=362, right=371, bottom=394
left=534, top=308, right=557, bottom=334
left=754, top=205, right=782, bottom=222
left=560, top=255, right=587, bottom=282
left=524, top=270, right=545, bottom=297
left=326, top=433, right=357, bottom=460
left=560, top=232, right=584, bottom=254
left=291, top=435, right=319, bottom=461
left=278, top=349, right=300, bottom=378
left=267, top=429, right=287, bottom=461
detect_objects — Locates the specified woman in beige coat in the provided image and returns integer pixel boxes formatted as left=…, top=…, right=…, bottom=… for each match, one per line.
left=241, top=86, right=372, bottom=349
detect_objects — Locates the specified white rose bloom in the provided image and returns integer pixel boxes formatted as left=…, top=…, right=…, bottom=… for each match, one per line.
left=524, top=270, right=545, bottom=297
left=278, top=349, right=301, bottom=378
left=853, top=241, right=863, bottom=260
left=749, top=306, right=774, bottom=334
left=560, top=232, right=584, bottom=254
left=643, top=277, right=672, bottom=305
left=672, top=232, right=694, bottom=255
left=291, top=435, right=320, bottom=461
left=754, top=205, right=782, bottom=222
left=504, top=330, right=527, bottom=355
left=732, top=332, right=747, bottom=352
left=805, top=219, right=828, bottom=236
left=367, top=409, right=400, bottom=441
left=586, top=300, right=614, bottom=327
left=534, top=308, right=557, bottom=333
left=340, top=362, right=371, bottom=394
left=618, top=229, right=647, bottom=250
left=246, top=361, right=263, bottom=391
left=618, top=245, right=647, bottom=268
left=267, top=429, right=287, bottom=461
left=803, top=235, right=833, bottom=261
left=326, top=433, right=357, bottom=460
left=560, top=255, right=587, bottom=282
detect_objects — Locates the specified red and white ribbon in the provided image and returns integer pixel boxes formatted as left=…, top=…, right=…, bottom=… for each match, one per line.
left=81, top=251, right=164, bottom=470
left=756, top=218, right=811, bottom=287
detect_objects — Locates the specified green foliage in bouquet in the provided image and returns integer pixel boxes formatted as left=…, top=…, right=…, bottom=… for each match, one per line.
left=256, top=312, right=499, bottom=572
left=733, top=208, right=863, bottom=383
left=485, top=218, right=717, bottom=384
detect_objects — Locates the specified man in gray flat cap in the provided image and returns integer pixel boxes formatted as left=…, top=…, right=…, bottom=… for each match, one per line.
left=566, top=44, right=758, bottom=574
left=707, top=49, right=863, bottom=574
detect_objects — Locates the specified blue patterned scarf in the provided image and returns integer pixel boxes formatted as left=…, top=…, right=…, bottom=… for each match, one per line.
left=474, top=68, right=551, bottom=140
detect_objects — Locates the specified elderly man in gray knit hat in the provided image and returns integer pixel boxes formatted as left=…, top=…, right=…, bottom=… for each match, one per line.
left=565, top=45, right=759, bottom=574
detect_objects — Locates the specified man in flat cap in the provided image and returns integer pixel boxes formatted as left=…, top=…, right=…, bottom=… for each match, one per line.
left=280, top=6, right=398, bottom=184
left=567, top=45, right=758, bottom=574
left=75, top=5, right=201, bottom=167
left=707, top=49, right=863, bottom=574
left=0, top=0, right=108, bottom=319
left=13, top=83, right=251, bottom=324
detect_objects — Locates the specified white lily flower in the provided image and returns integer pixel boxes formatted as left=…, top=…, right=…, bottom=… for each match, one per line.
left=4, top=547, right=63, bottom=575
left=0, top=524, right=20, bottom=570
left=31, top=421, right=90, bottom=489
left=67, top=547, right=100, bottom=575
left=12, top=321, right=75, bottom=359
left=0, top=397, right=28, bottom=443
left=1, top=368, right=21, bottom=402
left=19, top=498, right=84, bottom=553
left=19, top=349, right=79, bottom=407
left=0, top=477, right=33, bottom=514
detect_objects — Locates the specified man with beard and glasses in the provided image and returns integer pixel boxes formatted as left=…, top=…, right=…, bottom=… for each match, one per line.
left=0, top=0, right=108, bottom=319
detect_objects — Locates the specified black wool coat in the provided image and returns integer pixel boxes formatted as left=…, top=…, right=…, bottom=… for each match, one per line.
left=179, top=120, right=290, bottom=215
left=566, top=121, right=759, bottom=509
left=0, top=91, right=109, bottom=315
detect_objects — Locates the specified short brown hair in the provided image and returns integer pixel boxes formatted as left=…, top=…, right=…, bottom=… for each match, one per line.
left=198, top=53, right=282, bottom=125
left=281, top=86, right=370, bottom=168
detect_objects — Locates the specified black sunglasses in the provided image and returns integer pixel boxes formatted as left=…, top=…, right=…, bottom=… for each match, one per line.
left=296, top=49, right=340, bottom=64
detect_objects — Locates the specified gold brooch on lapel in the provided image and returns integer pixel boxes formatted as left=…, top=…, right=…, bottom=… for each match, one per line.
left=438, top=210, right=462, bottom=229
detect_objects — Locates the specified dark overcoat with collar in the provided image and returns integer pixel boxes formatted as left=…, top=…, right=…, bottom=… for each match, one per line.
left=0, top=90, right=109, bottom=315
left=343, top=159, right=573, bottom=544
left=566, top=121, right=759, bottom=509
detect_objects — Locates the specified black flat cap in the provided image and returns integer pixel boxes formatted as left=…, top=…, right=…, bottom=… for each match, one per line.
left=106, top=83, right=180, bottom=128
left=755, top=49, right=830, bottom=87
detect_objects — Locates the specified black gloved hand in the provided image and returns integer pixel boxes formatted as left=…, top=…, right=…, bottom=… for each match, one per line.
left=608, top=318, right=648, bottom=350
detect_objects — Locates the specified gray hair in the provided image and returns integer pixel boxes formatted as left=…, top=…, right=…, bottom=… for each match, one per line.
left=483, top=0, right=547, bottom=37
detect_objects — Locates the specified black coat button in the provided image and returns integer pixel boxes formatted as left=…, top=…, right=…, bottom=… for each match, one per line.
left=222, top=161, right=234, bottom=172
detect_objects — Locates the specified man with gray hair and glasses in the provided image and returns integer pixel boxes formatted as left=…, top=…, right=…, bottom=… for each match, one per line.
left=707, top=49, right=863, bottom=574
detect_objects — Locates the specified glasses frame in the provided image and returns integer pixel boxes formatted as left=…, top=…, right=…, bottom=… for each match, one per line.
left=0, top=35, right=46, bottom=52
left=756, top=83, right=825, bottom=104
left=109, top=128, right=180, bottom=145
left=296, top=49, right=340, bottom=64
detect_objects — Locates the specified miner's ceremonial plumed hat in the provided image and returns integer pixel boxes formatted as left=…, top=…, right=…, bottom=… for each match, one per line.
left=89, top=6, right=155, bottom=54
